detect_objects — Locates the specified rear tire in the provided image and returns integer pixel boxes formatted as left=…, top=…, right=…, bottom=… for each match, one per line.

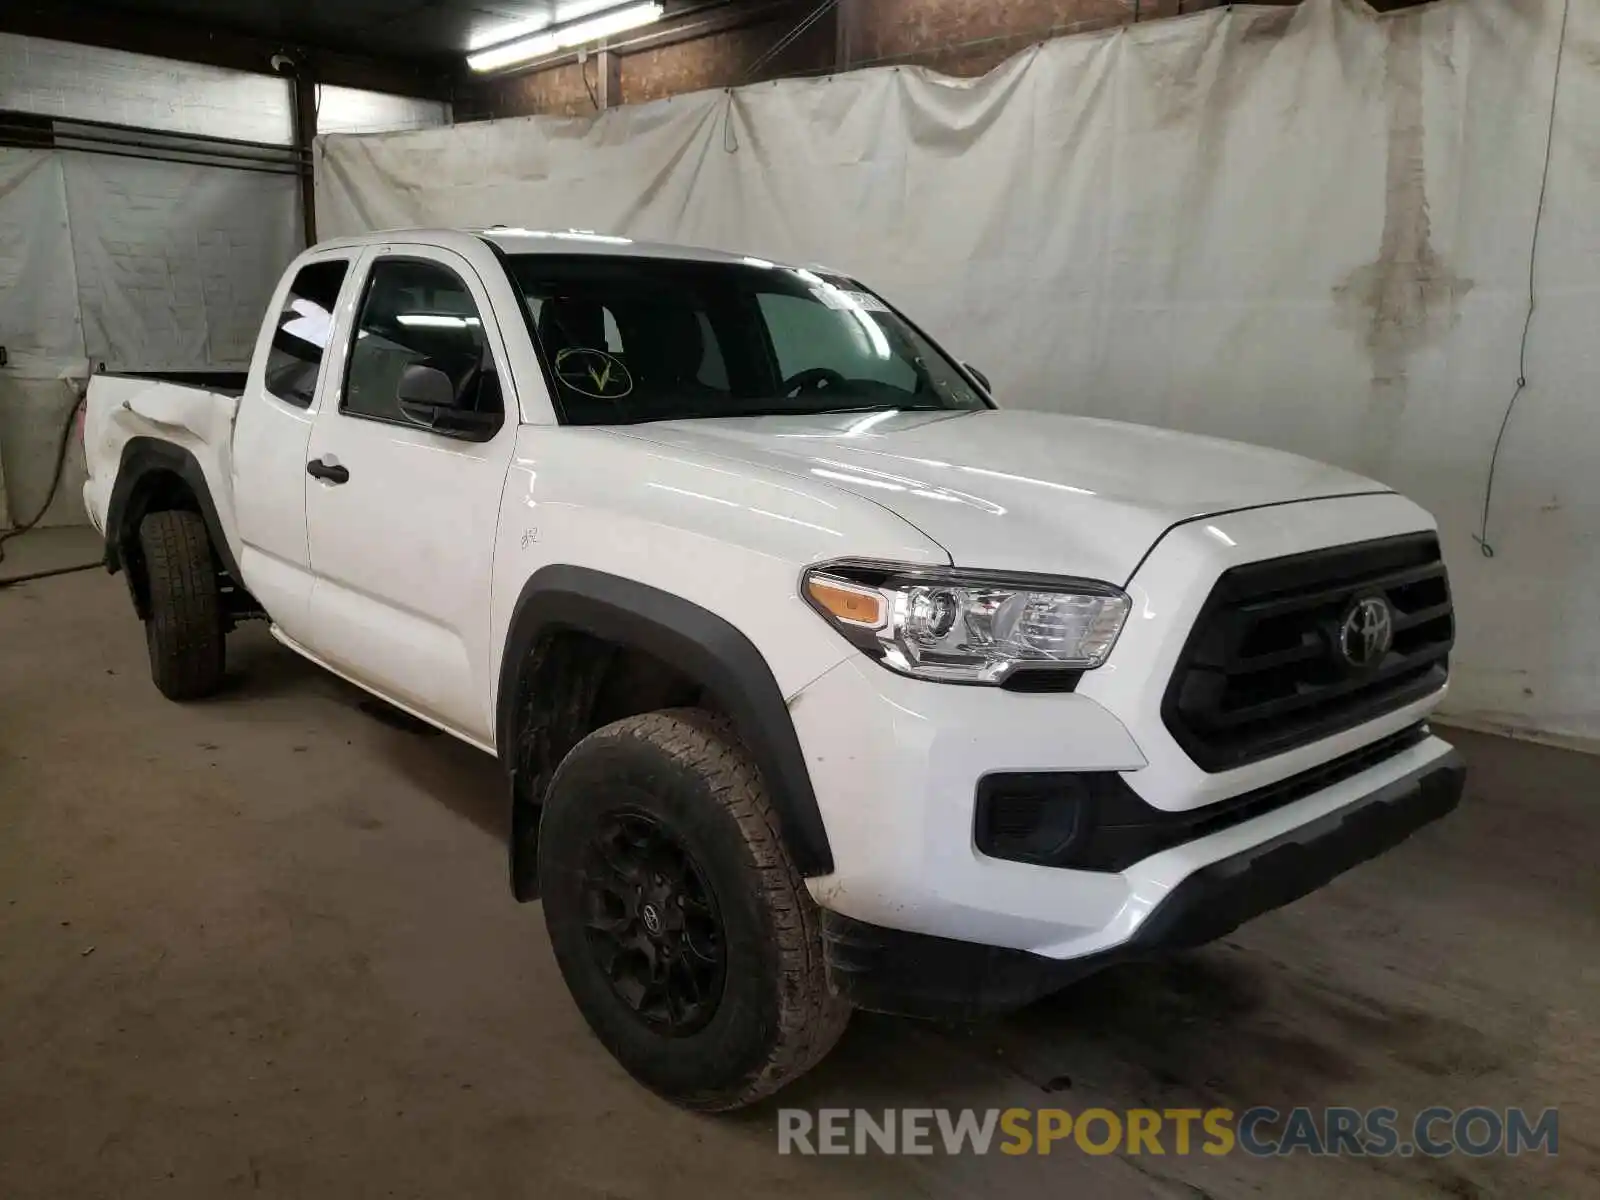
left=538, top=708, right=849, bottom=1111
left=138, top=510, right=225, bottom=701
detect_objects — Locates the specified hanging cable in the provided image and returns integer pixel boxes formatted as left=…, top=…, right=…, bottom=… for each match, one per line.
left=581, top=52, right=601, bottom=111
left=1474, top=0, right=1570, bottom=559
left=741, top=0, right=839, bottom=84
left=723, top=0, right=840, bottom=152
left=0, top=561, right=99, bottom=589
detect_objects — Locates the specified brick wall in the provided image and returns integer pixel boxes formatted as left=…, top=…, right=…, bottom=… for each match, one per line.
left=474, top=61, right=595, bottom=120
left=620, top=7, right=834, bottom=107
left=464, top=3, right=837, bottom=120
left=846, top=0, right=1421, bottom=74
left=464, top=0, right=1433, bottom=121
left=844, top=0, right=1144, bottom=77
left=466, top=0, right=1263, bottom=120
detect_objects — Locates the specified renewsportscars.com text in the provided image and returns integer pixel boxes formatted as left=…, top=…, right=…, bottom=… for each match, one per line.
left=778, top=1106, right=1559, bottom=1158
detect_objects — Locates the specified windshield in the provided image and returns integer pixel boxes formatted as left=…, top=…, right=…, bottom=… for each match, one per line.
left=501, top=253, right=988, bottom=424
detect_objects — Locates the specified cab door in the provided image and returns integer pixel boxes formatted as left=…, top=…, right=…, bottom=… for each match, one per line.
left=302, top=245, right=519, bottom=745
left=232, top=252, right=356, bottom=643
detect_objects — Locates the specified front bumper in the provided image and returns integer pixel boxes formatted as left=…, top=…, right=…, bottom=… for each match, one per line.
left=792, top=651, right=1452, bottom=961
left=823, top=747, right=1464, bottom=1019
left=791, top=494, right=1457, bottom=972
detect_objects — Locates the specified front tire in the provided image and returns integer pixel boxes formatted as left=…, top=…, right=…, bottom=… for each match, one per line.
left=538, top=709, right=849, bottom=1111
left=138, top=510, right=225, bottom=701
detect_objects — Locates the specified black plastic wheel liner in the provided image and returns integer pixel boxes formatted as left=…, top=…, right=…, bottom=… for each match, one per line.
left=497, top=566, right=835, bottom=900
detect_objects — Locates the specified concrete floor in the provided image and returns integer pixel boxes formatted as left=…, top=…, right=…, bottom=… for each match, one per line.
left=0, top=526, right=102, bottom=585
left=2, top=570, right=1596, bottom=1200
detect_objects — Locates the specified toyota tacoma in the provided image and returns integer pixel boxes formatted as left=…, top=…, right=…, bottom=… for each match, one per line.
left=83, top=228, right=1464, bottom=1110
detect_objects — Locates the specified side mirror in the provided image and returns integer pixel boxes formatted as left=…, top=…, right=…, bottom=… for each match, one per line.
left=964, top=362, right=992, bottom=394
left=396, top=362, right=498, bottom=440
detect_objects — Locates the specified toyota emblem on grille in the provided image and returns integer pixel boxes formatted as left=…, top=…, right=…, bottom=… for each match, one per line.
left=1338, top=595, right=1394, bottom=670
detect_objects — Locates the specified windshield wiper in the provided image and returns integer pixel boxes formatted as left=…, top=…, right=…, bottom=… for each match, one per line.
left=587, top=403, right=964, bottom=426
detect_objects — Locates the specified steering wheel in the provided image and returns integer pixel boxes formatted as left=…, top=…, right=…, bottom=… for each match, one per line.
left=781, top=366, right=848, bottom=398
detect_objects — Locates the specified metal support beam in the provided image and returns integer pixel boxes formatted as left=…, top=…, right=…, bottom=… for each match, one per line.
left=1, top=112, right=303, bottom=173
left=292, top=72, right=318, bottom=246
left=834, top=0, right=866, bottom=72
left=597, top=41, right=622, bottom=109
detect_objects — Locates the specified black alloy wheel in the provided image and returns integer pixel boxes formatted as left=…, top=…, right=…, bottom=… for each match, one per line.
left=538, top=709, right=850, bottom=1110
left=580, top=809, right=726, bottom=1036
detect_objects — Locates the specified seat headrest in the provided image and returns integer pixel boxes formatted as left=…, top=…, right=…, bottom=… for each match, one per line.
left=619, top=302, right=704, bottom=384
left=538, top=296, right=608, bottom=356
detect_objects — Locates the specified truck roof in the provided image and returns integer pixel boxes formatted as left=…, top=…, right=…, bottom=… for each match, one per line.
left=312, top=226, right=793, bottom=269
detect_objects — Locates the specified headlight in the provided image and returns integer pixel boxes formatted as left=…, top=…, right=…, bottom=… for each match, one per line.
left=802, top=560, right=1130, bottom=684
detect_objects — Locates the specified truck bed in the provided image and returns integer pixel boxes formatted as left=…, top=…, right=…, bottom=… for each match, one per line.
left=81, top=374, right=244, bottom=569
left=98, top=369, right=249, bottom=397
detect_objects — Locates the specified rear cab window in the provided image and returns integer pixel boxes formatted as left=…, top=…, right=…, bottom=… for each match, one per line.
left=265, top=260, right=349, bottom=408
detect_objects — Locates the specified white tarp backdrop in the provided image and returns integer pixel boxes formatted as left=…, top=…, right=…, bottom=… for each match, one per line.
left=0, top=32, right=450, bottom=530
left=63, top=154, right=302, bottom=372
left=0, top=152, right=295, bottom=529
left=0, top=149, right=86, bottom=530
left=318, top=0, right=1596, bottom=744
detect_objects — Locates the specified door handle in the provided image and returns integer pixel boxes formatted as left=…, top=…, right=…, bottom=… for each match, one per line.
left=306, top=457, right=350, bottom=485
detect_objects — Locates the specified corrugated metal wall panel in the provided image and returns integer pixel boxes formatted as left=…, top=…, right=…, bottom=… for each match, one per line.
left=0, top=32, right=296, bottom=144
left=64, top=152, right=302, bottom=372
left=318, top=86, right=451, bottom=135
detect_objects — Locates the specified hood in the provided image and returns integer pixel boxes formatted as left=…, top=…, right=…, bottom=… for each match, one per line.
left=623, top=408, right=1386, bottom=583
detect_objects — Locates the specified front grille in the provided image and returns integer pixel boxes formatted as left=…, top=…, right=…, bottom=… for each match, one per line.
left=1163, top=533, right=1453, bottom=772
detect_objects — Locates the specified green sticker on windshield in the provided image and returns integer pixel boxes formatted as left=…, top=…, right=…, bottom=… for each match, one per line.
left=554, top=347, right=634, bottom=399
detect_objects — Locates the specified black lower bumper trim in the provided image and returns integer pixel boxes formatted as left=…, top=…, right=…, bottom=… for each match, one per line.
left=824, top=748, right=1465, bottom=1021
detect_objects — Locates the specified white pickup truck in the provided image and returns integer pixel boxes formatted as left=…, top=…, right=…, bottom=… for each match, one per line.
left=84, top=228, right=1464, bottom=1110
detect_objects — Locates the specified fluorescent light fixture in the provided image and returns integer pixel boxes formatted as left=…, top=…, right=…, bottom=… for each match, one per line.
left=468, top=2, right=665, bottom=72
left=469, top=13, right=550, bottom=52
left=468, top=0, right=624, bottom=51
